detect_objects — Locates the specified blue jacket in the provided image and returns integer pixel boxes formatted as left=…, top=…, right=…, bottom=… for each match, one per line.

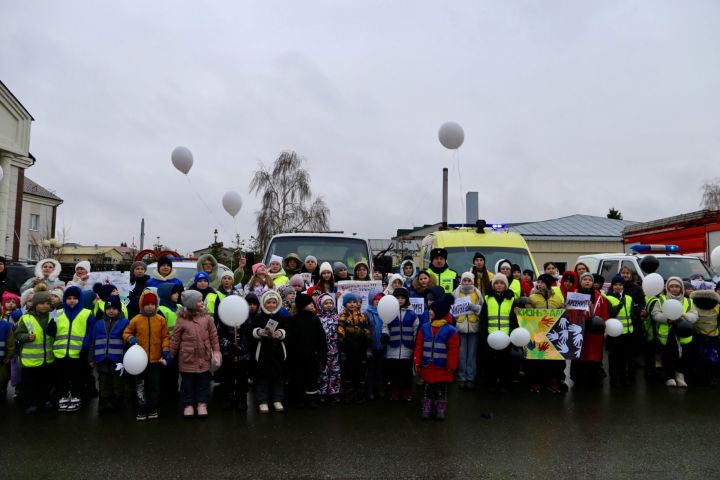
left=92, top=316, right=130, bottom=363
left=158, top=283, right=179, bottom=313
left=364, top=305, right=384, bottom=351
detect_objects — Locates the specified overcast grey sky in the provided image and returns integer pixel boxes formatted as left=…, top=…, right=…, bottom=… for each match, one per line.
left=2, top=1, right=718, bottom=253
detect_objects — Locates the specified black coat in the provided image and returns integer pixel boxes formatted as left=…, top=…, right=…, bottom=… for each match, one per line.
left=287, top=310, right=328, bottom=363
left=0, top=269, right=19, bottom=299
left=250, top=311, right=288, bottom=379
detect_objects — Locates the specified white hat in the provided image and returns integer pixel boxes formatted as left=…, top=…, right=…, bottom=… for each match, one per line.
left=461, top=271, right=475, bottom=282
left=269, top=255, right=283, bottom=266
left=319, top=262, right=333, bottom=275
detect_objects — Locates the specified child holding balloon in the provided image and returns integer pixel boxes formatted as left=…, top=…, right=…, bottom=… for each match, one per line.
left=382, top=288, right=419, bottom=401
left=217, top=295, right=255, bottom=410
left=169, top=290, right=221, bottom=418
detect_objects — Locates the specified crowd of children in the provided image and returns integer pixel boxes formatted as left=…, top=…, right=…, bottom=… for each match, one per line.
left=2, top=251, right=720, bottom=423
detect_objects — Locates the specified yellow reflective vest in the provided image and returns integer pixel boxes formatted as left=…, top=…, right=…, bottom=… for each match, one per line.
left=53, top=308, right=92, bottom=359
left=19, top=314, right=55, bottom=367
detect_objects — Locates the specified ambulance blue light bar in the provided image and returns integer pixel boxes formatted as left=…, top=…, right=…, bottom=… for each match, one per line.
left=629, top=244, right=679, bottom=253
left=489, top=224, right=507, bottom=230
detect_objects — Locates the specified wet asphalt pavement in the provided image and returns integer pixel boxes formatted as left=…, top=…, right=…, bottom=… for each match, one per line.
left=2, top=374, right=720, bottom=479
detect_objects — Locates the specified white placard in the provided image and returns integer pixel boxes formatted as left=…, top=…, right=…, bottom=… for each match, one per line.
left=337, top=280, right=382, bottom=315
left=409, top=297, right=425, bottom=315
left=89, top=271, right=131, bottom=299
left=566, top=292, right=591, bottom=311
left=450, top=296, right=471, bottom=316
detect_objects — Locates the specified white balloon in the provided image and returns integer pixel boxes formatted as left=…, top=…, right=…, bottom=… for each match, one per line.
left=711, top=246, right=720, bottom=269
left=642, top=273, right=664, bottom=297
left=487, top=330, right=511, bottom=351
left=663, top=299, right=684, bottom=321
left=171, top=146, right=193, bottom=174
left=438, top=121, right=465, bottom=149
left=123, top=345, right=148, bottom=375
left=509, top=327, right=531, bottom=347
left=222, top=191, right=243, bottom=218
left=218, top=295, right=249, bottom=327
left=378, top=295, right=400, bottom=324
left=605, top=318, right=623, bottom=337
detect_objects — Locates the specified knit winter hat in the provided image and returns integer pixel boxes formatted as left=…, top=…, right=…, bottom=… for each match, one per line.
left=251, top=263, right=266, bottom=275
left=511, top=264, right=521, bottom=274
left=260, top=290, right=282, bottom=314
left=342, top=292, right=360, bottom=307
left=304, top=255, right=318, bottom=264
left=307, top=286, right=321, bottom=297
left=50, top=288, right=65, bottom=299
left=579, top=272, right=594, bottom=284
left=269, top=255, right=283, bottom=266
left=393, top=287, right=410, bottom=300
left=289, top=274, right=305, bottom=287
left=131, top=261, right=147, bottom=272
left=140, top=291, right=158, bottom=308
left=492, top=273, right=509, bottom=289
left=333, top=261, right=348, bottom=274
left=537, top=274, right=556, bottom=289
left=33, top=291, right=51, bottom=306
left=317, top=292, right=336, bottom=308
left=610, top=274, right=624, bottom=286
left=495, top=259, right=512, bottom=274
left=666, top=276, right=683, bottom=291
left=473, top=252, right=485, bottom=261
left=523, top=269, right=535, bottom=280
left=181, top=290, right=203, bottom=310
left=245, top=292, right=260, bottom=306
left=592, top=274, right=605, bottom=285
left=295, top=293, right=314, bottom=311
left=429, top=293, right=455, bottom=320
left=157, top=257, right=173, bottom=269
left=99, top=284, right=117, bottom=301
left=194, top=272, right=210, bottom=284
left=221, top=270, right=234, bottom=280
left=105, top=295, right=123, bottom=313
left=319, top=262, right=333, bottom=275
left=426, top=286, right=446, bottom=302
left=461, top=271, right=475, bottom=282
left=75, top=260, right=91, bottom=273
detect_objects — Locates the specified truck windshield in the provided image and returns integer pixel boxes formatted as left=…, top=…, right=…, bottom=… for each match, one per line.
left=445, top=247, right=536, bottom=276
left=264, top=237, right=371, bottom=268
left=655, top=257, right=716, bottom=281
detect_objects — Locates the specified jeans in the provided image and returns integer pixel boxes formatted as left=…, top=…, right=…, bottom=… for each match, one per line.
left=255, top=377, right=284, bottom=404
left=179, top=371, right=211, bottom=406
left=458, top=333, right=478, bottom=381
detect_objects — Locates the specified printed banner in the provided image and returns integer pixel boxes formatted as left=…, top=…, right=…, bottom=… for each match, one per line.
left=90, top=271, right=131, bottom=299
left=565, top=292, right=591, bottom=311
left=337, top=280, right=382, bottom=314
left=450, top=296, right=471, bottom=317
left=517, top=308, right=584, bottom=360
left=409, top=297, right=425, bottom=315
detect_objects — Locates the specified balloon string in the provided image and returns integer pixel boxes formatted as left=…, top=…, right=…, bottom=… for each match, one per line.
left=185, top=175, right=229, bottom=233
left=454, top=149, right=465, bottom=220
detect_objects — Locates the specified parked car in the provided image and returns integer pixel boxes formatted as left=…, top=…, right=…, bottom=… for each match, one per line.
left=5, top=261, right=36, bottom=291
left=263, top=233, right=373, bottom=276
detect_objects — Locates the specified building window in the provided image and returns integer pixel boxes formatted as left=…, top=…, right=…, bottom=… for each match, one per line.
left=30, top=214, right=40, bottom=231
left=28, top=244, right=39, bottom=260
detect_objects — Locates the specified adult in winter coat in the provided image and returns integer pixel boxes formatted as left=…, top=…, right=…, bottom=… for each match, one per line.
left=286, top=293, right=327, bottom=407
left=169, top=290, right=221, bottom=418
left=21, top=258, right=64, bottom=292
left=471, top=252, right=493, bottom=297
left=267, top=255, right=289, bottom=287
left=251, top=290, right=288, bottom=413
left=301, top=255, right=320, bottom=286
left=195, top=254, right=222, bottom=290
left=283, top=253, right=303, bottom=277
left=453, top=272, right=483, bottom=388
left=66, top=261, right=92, bottom=290
left=648, top=276, right=698, bottom=388
left=425, top=248, right=458, bottom=294
left=0, top=256, right=20, bottom=299
left=527, top=274, right=566, bottom=393
left=409, top=271, right=436, bottom=300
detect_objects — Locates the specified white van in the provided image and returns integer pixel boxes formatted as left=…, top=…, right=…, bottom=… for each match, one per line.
left=263, top=233, right=373, bottom=274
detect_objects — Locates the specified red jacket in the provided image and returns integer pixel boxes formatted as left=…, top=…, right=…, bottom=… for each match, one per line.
left=579, top=289, right=610, bottom=363
left=413, top=317, right=459, bottom=384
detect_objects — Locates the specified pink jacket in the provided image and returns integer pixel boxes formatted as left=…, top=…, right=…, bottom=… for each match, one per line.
left=169, top=308, right=220, bottom=373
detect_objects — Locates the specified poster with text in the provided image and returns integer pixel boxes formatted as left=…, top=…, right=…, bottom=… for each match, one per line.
left=337, top=280, right=382, bottom=315
left=517, top=308, right=584, bottom=360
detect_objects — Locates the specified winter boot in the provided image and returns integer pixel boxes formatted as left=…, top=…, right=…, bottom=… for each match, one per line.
left=435, top=400, right=447, bottom=420
left=197, top=403, right=209, bottom=417
left=421, top=397, right=433, bottom=420
left=675, top=373, right=688, bottom=388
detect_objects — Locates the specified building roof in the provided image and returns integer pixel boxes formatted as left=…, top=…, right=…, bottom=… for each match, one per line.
left=0, top=80, right=34, bottom=120
left=24, top=177, right=63, bottom=202
left=509, top=214, right=637, bottom=240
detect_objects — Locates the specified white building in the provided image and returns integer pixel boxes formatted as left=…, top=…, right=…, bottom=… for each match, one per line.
left=0, top=81, right=63, bottom=260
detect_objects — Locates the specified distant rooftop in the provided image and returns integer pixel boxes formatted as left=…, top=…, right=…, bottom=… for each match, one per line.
left=509, top=214, right=637, bottom=241
left=24, top=177, right=63, bottom=202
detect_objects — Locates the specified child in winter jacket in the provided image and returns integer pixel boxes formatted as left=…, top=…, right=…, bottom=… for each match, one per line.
left=53, top=286, right=95, bottom=412
left=648, top=277, right=698, bottom=388
left=157, top=283, right=182, bottom=401
left=0, top=292, right=18, bottom=395
left=169, top=290, right=221, bottom=418
left=287, top=293, right=327, bottom=407
left=217, top=293, right=257, bottom=410
left=14, top=291, right=57, bottom=414
left=267, top=255, right=289, bottom=287
left=527, top=274, right=566, bottom=394
left=217, top=271, right=242, bottom=300
left=384, top=274, right=404, bottom=296
left=480, top=274, right=518, bottom=392
left=317, top=293, right=342, bottom=403
left=244, top=263, right=275, bottom=299
left=605, top=275, right=639, bottom=386
left=251, top=290, right=288, bottom=413
left=400, top=259, right=417, bottom=289
left=453, top=272, right=483, bottom=389
left=338, top=292, right=371, bottom=403
left=690, top=289, right=720, bottom=386
left=383, top=287, right=419, bottom=401
left=414, top=293, right=459, bottom=420
left=123, top=290, right=170, bottom=421
left=364, top=289, right=385, bottom=401
left=571, top=272, right=611, bottom=387
left=127, top=261, right=149, bottom=320
left=190, top=272, right=220, bottom=315
left=90, top=295, right=129, bottom=413
left=317, top=262, right=336, bottom=295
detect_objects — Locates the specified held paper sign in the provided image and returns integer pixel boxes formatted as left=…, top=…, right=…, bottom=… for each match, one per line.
left=91, top=271, right=131, bottom=298
left=337, top=280, right=383, bottom=314
left=565, top=292, right=591, bottom=311
left=450, top=296, right=471, bottom=317
left=409, top=297, right=425, bottom=315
